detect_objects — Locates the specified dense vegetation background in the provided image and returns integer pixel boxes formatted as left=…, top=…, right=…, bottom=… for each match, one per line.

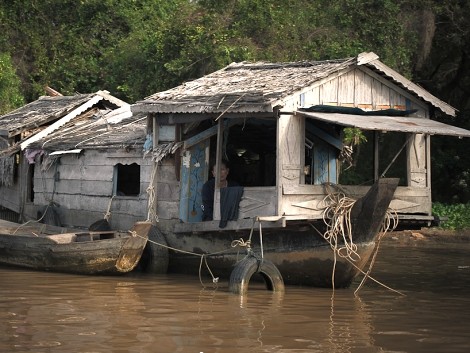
left=0, top=0, right=469, bottom=206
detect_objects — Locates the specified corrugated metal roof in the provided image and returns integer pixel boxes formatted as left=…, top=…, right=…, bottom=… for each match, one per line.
left=133, top=52, right=457, bottom=117
left=296, top=111, right=470, bottom=138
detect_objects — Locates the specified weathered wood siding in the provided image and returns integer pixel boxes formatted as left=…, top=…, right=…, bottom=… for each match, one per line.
left=296, top=67, right=428, bottom=114
left=29, top=149, right=181, bottom=230
left=0, top=157, right=27, bottom=215
left=155, top=157, right=181, bottom=221
left=277, top=67, right=432, bottom=217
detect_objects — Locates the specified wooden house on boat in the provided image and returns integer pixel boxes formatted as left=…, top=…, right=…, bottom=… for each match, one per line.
left=131, top=52, right=470, bottom=235
left=2, top=52, right=469, bottom=236
left=0, top=90, right=152, bottom=230
left=1, top=52, right=469, bottom=287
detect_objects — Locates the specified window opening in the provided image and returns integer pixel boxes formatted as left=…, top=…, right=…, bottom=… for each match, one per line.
left=339, top=131, right=408, bottom=186
left=27, top=163, right=34, bottom=202
left=114, top=163, right=140, bottom=196
left=304, top=119, right=341, bottom=184
left=217, top=118, right=277, bottom=187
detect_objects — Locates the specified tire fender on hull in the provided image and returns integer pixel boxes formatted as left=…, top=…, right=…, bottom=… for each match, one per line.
left=141, top=225, right=169, bottom=274
left=229, top=256, right=285, bottom=295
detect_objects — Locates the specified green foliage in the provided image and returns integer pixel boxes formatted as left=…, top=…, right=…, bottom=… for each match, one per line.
left=0, top=53, right=24, bottom=114
left=343, top=127, right=367, bottom=146
left=0, top=0, right=425, bottom=101
left=432, top=202, right=470, bottom=230
left=0, top=1, right=469, bottom=205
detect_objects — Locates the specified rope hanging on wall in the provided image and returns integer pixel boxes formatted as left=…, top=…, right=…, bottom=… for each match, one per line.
left=146, top=162, right=158, bottom=223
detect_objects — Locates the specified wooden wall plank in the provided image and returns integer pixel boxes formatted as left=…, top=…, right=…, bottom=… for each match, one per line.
left=338, top=70, right=355, bottom=104
left=303, top=86, right=320, bottom=107
left=320, top=77, right=338, bottom=103
left=354, top=70, right=373, bottom=106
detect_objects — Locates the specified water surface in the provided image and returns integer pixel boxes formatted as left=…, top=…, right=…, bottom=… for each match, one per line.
left=1, top=239, right=469, bottom=352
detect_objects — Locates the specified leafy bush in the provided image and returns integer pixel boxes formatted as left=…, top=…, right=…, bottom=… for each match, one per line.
left=0, top=53, right=24, bottom=114
left=432, top=202, right=470, bottom=230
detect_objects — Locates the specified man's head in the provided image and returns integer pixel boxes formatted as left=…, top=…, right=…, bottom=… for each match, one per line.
left=212, top=160, right=230, bottom=181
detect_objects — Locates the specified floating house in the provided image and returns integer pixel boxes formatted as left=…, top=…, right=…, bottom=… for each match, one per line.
left=0, top=90, right=152, bottom=229
left=2, top=52, right=470, bottom=287
left=1, top=52, right=470, bottom=234
left=131, top=52, right=470, bottom=235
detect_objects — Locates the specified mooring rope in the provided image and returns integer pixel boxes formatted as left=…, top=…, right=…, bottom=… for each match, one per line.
left=320, top=191, right=361, bottom=264
left=134, top=233, right=245, bottom=288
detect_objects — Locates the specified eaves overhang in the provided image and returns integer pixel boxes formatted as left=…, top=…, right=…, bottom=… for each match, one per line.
left=296, top=111, right=470, bottom=138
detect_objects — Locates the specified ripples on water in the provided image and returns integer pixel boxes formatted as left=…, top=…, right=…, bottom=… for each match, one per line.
left=1, top=240, right=469, bottom=353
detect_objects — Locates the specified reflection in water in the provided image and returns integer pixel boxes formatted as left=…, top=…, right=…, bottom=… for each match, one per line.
left=327, top=293, right=380, bottom=353
left=1, top=241, right=470, bottom=352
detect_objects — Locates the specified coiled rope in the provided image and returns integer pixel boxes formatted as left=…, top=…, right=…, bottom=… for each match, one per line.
left=321, top=191, right=360, bottom=263
left=309, top=190, right=402, bottom=294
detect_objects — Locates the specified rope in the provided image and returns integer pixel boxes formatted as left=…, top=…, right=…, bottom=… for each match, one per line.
left=309, top=201, right=401, bottom=294
left=134, top=232, right=247, bottom=288
left=354, top=209, right=399, bottom=295
left=231, top=238, right=251, bottom=248
left=320, top=191, right=361, bottom=265
left=380, top=135, right=413, bottom=178
left=146, top=162, right=159, bottom=223
left=214, top=93, right=246, bottom=121
left=104, top=196, right=114, bottom=221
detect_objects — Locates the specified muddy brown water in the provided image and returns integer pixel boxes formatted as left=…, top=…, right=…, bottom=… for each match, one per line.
left=1, top=236, right=469, bottom=353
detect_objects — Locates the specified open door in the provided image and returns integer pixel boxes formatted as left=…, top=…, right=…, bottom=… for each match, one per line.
left=178, top=139, right=209, bottom=222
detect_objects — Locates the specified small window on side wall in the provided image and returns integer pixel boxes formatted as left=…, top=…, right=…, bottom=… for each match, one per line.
left=114, top=163, right=140, bottom=196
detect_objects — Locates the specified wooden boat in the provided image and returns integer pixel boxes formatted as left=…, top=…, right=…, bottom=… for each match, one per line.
left=164, top=178, right=399, bottom=289
left=0, top=220, right=151, bottom=275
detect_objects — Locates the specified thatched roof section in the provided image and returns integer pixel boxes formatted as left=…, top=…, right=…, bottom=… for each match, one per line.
left=0, top=94, right=94, bottom=138
left=26, top=106, right=148, bottom=152
left=0, top=90, right=128, bottom=139
left=133, top=52, right=456, bottom=117
left=0, top=91, right=135, bottom=157
left=134, top=58, right=355, bottom=114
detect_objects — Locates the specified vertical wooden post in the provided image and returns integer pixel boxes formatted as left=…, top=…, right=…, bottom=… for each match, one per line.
left=213, top=118, right=224, bottom=220
left=151, top=114, right=159, bottom=224
left=374, top=131, right=379, bottom=181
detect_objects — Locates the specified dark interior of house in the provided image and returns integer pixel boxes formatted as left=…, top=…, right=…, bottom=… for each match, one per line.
left=210, top=118, right=277, bottom=187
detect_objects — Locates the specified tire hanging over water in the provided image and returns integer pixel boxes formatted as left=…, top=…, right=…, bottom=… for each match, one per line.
left=229, top=255, right=285, bottom=295
left=140, top=225, right=169, bottom=274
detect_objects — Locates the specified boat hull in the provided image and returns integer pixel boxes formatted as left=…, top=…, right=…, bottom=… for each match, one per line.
left=0, top=221, right=151, bottom=275
left=165, top=178, right=399, bottom=288
left=166, top=229, right=375, bottom=288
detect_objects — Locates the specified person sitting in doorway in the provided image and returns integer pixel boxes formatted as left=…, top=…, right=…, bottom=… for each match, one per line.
left=201, top=159, right=240, bottom=222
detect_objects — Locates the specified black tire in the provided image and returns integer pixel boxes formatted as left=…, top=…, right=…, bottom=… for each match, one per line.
left=229, top=256, right=285, bottom=295
left=88, top=219, right=111, bottom=231
left=140, top=225, right=169, bottom=274
left=40, top=205, right=61, bottom=227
